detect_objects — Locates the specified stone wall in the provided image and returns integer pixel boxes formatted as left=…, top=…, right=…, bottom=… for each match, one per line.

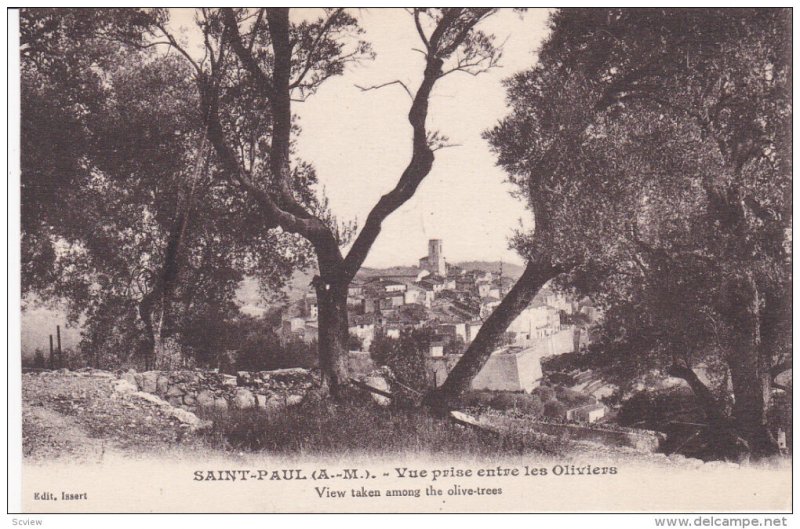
left=119, top=368, right=318, bottom=414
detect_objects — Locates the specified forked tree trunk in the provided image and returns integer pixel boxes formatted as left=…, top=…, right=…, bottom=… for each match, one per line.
left=214, top=8, right=498, bottom=400
left=667, top=358, right=749, bottom=460
left=424, top=259, right=565, bottom=411
left=667, top=359, right=728, bottom=424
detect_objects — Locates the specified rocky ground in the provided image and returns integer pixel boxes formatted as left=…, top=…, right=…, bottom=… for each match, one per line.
left=20, top=371, right=790, bottom=473
left=22, top=370, right=206, bottom=461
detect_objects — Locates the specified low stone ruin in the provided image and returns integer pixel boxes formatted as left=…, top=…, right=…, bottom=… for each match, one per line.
left=119, top=368, right=319, bottom=414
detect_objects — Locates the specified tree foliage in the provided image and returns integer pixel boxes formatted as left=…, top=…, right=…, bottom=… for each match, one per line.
left=487, top=8, right=791, bottom=456
left=20, top=8, right=314, bottom=368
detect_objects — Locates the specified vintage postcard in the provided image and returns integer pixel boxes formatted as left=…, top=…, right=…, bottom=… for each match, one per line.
left=9, top=7, right=792, bottom=516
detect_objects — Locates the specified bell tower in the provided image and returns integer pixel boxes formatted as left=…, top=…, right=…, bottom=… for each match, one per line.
left=428, top=239, right=446, bottom=276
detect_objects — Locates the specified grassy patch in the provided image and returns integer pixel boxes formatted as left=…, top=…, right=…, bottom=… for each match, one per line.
left=198, top=397, right=561, bottom=457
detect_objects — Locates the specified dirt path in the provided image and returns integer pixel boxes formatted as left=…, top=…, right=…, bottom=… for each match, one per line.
left=22, top=371, right=204, bottom=461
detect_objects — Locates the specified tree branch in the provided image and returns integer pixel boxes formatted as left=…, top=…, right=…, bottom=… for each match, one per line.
left=355, top=80, right=414, bottom=100
left=341, top=54, right=442, bottom=280
left=153, top=21, right=202, bottom=76
left=221, top=8, right=276, bottom=101
left=413, top=9, right=431, bottom=52
left=290, top=8, right=345, bottom=89
left=218, top=8, right=340, bottom=262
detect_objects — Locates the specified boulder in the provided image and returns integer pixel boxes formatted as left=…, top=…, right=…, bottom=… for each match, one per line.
left=237, top=371, right=254, bottom=386
left=165, top=385, right=184, bottom=398
left=213, top=397, right=229, bottom=411
left=167, top=407, right=210, bottom=430
left=183, top=394, right=197, bottom=406
left=139, top=371, right=159, bottom=394
left=233, top=388, right=256, bottom=409
left=196, top=390, right=215, bottom=409
left=255, top=394, right=268, bottom=409
left=121, top=371, right=138, bottom=388
left=362, top=373, right=392, bottom=406
left=112, top=378, right=137, bottom=394
left=156, top=375, right=169, bottom=395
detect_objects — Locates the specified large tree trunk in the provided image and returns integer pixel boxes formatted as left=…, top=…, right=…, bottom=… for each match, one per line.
left=314, top=276, right=350, bottom=397
left=667, top=359, right=728, bottom=425
left=724, top=273, right=780, bottom=457
left=728, top=346, right=777, bottom=457
left=667, top=358, right=749, bottom=460
left=424, top=259, right=565, bottom=411
left=137, top=250, right=182, bottom=371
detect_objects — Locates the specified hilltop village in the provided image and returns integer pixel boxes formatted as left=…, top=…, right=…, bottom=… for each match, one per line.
left=280, top=240, right=602, bottom=396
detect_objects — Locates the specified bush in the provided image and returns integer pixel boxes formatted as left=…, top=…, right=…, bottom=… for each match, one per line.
left=348, top=333, right=364, bottom=351
left=533, top=385, right=556, bottom=403
left=617, top=388, right=700, bottom=429
left=489, top=393, right=544, bottom=416
left=370, top=329, right=430, bottom=392
left=543, top=400, right=568, bottom=420
left=462, top=391, right=496, bottom=408
left=232, top=315, right=317, bottom=372
left=555, top=385, right=595, bottom=407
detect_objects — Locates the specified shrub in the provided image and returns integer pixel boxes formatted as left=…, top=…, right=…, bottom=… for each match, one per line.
left=370, top=329, right=430, bottom=393
left=232, top=315, right=318, bottom=372
left=533, top=385, right=556, bottom=403
left=555, top=385, right=595, bottom=407
left=543, top=400, right=567, bottom=420
left=490, top=393, right=544, bottom=416
left=617, top=388, right=701, bottom=430
left=462, top=391, right=496, bottom=408
left=348, top=333, right=364, bottom=351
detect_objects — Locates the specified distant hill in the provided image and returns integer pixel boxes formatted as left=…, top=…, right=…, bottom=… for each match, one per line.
left=356, top=266, right=420, bottom=279
left=454, top=261, right=524, bottom=279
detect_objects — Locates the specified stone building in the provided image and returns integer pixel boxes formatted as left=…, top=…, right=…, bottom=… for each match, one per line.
left=418, top=238, right=446, bottom=276
left=469, top=346, right=545, bottom=393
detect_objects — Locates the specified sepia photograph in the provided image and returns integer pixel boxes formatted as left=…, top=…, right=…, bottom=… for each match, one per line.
left=9, top=6, right=793, bottom=516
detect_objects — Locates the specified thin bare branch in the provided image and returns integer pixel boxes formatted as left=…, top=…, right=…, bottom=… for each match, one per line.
left=413, top=9, right=431, bottom=51
left=247, top=8, right=265, bottom=54
left=355, top=80, right=414, bottom=100
left=154, top=21, right=202, bottom=75
left=431, top=143, right=462, bottom=152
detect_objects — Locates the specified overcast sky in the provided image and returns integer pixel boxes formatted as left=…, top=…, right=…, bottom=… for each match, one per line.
left=170, top=8, right=551, bottom=267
